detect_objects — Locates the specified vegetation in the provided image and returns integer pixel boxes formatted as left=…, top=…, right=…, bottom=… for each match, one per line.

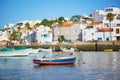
left=25, top=22, right=32, bottom=30
left=70, top=15, right=81, bottom=22
left=9, top=30, right=22, bottom=43
left=106, top=13, right=114, bottom=41
left=58, top=35, right=65, bottom=42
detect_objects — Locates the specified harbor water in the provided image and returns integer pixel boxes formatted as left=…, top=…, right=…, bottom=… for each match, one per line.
left=0, top=52, right=120, bottom=80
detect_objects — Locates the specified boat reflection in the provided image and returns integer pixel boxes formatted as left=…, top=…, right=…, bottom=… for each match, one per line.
left=33, top=63, right=76, bottom=69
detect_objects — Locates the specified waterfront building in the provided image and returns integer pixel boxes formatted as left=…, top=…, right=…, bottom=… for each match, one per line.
left=53, top=21, right=86, bottom=42
left=92, top=6, right=120, bottom=41
left=27, top=25, right=53, bottom=43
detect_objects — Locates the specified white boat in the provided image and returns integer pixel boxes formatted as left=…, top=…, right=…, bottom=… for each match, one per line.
left=29, top=48, right=40, bottom=54
left=39, top=48, right=53, bottom=52
left=0, top=48, right=30, bottom=57
left=60, top=47, right=74, bottom=52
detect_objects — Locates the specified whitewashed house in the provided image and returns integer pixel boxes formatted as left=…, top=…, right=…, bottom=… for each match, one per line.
left=27, top=25, right=53, bottom=43
left=91, top=6, right=120, bottom=41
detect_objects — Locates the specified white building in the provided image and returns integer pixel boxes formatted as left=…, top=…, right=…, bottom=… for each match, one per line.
left=27, top=25, right=53, bottom=43
left=91, top=6, right=120, bottom=41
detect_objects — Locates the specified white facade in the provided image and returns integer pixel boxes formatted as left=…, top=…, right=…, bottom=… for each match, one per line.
left=90, top=6, right=120, bottom=41
left=92, top=10, right=105, bottom=22
left=53, top=22, right=87, bottom=41
left=92, top=6, right=120, bottom=22
left=36, top=26, right=52, bottom=43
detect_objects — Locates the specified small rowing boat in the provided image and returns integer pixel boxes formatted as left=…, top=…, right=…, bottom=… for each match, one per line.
left=33, top=56, right=76, bottom=65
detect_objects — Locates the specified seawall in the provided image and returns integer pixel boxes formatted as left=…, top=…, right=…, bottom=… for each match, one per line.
left=25, top=41, right=120, bottom=51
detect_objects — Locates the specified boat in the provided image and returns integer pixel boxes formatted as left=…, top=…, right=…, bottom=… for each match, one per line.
left=0, top=47, right=15, bottom=51
left=0, top=48, right=30, bottom=57
left=38, top=48, right=53, bottom=52
left=33, top=56, right=76, bottom=65
left=60, top=47, right=75, bottom=52
left=104, top=49, right=113, bottom=52
left=29, top=48, right=40, bottom=54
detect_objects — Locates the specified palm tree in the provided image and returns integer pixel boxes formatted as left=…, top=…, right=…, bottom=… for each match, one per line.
left=106, top=13, right=114, bottom=41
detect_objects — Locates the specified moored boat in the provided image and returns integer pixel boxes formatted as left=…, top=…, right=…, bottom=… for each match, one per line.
left=0, top=48, right=30, bottom=57
left=33, top=56, right=76, bottom=65
left=38, top=48, right=53, bottom=52
left=104, top=49, right=113, bottom=52
left=60, top=47, right=75, bottom=52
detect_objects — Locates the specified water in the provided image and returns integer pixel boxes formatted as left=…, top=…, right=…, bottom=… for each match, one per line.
left=0, top=52, right=120, bottom=80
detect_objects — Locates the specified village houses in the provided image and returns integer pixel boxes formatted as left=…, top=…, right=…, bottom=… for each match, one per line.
left=0, top=6, right=120, bottom=44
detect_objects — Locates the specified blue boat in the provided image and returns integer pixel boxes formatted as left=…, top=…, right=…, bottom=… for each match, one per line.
left=33, top=56, right=76, bottom=65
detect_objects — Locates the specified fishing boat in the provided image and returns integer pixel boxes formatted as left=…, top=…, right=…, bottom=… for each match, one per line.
left=104, top=49, right=113, bottom=52
left=38, top=48, right=53, bottom=52
left=0, top=48, right=30, bottom=57
left=60, top=47, right=75, bottom=52
left=33, top=56, right=76, bottom=65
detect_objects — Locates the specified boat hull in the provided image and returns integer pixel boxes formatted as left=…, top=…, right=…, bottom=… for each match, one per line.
left=33, top=57, right=76, bottom=65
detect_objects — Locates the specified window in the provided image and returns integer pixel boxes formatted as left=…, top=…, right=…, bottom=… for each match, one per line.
left=104, top=23, right=109, bottom=27
left=44, top=34, right=50, bottom=38
left=92, top=33, right=94, bottom=35
left=116, top=16, right=120, bottom=20
left=98, top=38, right=102, bottom=41
left=106, top=38, right=109, bottom=41
left=74, top=30, right=77, bottom=33
left=117, top=24, right=120, bottom=26
left=105, top=8, right=113, bottom=12
left=116, top=28, right=119, bottom=34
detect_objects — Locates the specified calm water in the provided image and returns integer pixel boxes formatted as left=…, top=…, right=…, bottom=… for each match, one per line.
left=0, top=52, right=120, bottom=80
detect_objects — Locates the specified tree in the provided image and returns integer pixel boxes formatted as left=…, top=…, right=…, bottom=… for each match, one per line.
left=106, top=13, right=114, bottom=41
left=70, top=15, right=81, bottom=22
left=58, top=35, right=65, bottom=42
left=9, top=30, right=18, bottom=42
left=25, top=22, right=32, bottom=30
left=34, top=23, right=41, bottom=27
left=40, top=18, right=57, bottom=28
left=57, top=17, right=66, bottom=42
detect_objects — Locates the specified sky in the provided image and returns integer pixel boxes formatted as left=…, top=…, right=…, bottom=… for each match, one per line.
left=0, top=0, right=120, bottom=28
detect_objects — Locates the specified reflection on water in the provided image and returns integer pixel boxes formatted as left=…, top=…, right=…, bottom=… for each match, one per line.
left=34, top=63, right=76, bottom=69
left=0, top=52, right=120, bottom=80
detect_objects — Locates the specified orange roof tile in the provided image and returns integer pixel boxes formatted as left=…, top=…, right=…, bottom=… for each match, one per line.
left=98, top=27, right=113, bottom=32
left=60, top=22, right=73, bottom=28
left=89, top=22, right=102, bottom=26
left=48, top=30, right=53, bottom=33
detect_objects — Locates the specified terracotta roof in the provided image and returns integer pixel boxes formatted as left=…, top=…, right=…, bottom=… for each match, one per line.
left=98, top=27, right=113, bottom=32
left=89, top=22, right=102, bottom=26
left=48, top=30, right=53, bottom=33
left=60, top=22, right=73, bottom=27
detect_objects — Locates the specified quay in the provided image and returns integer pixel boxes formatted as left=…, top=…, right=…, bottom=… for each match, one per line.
left=21, top=41, right=120, bottom=51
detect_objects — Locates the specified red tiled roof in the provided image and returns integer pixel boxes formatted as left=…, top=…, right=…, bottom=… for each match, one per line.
left=89, top=22, right=102, bottom=26
left=60, top=22, right=73, bottom=28
left=48, top=30, right=53, bottom=33
left=98, top=27, right=113, bottom=32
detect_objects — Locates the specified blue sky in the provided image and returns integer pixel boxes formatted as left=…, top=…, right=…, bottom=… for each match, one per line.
left=0, top=0, right=120, bottom=28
